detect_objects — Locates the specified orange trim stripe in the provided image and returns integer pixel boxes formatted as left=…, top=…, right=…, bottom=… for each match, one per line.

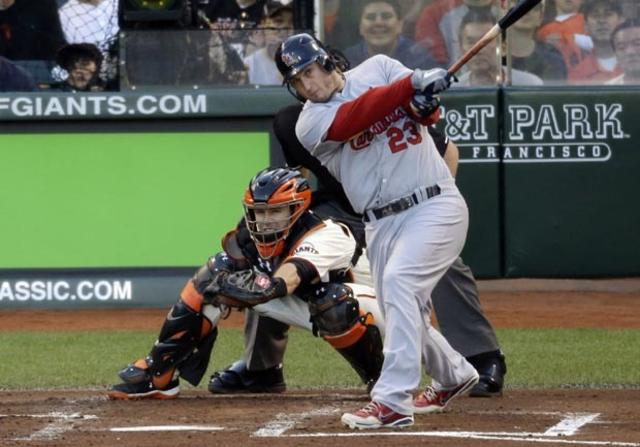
left=180, top=281, right=203, bottom=312
left=169, top=330, right=187, bottom=340
left=133, top=358, right=148, bottom=370
left=152, top=368, right=175, bottom=389
left=324, top=313, right=375, bottom=349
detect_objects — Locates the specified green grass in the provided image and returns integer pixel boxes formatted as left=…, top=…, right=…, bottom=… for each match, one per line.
left=1, top=328, right=639, bottom=390
left=499, top=329, right=640, bottom=388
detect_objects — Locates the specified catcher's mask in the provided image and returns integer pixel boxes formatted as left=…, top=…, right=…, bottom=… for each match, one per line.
left=243, top=167, right=312, bottom=259
left=275, top=33, right=336, bottom=101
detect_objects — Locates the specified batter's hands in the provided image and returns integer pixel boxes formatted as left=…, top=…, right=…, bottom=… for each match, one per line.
left=410, top=92, right=440, bottom=119
left=411, top=68, right=455, bottom=95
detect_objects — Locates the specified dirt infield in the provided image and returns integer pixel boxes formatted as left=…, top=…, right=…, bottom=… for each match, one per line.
left=1, top=389, right=639, bottom=447
left=1, top=279, right=639, bottom=447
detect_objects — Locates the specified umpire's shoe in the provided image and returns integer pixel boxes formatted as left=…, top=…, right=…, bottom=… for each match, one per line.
left=208, top=360, right=286, bottom=394
left=466, top=350, right=507, bottom=397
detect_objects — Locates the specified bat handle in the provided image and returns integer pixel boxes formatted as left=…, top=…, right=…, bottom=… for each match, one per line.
left=447, top=24, right=501, bottom=76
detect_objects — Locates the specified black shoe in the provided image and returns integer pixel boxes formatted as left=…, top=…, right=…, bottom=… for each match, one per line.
left=466, top=350, right=507, bottom=397
left=117, top=361, right=149, bottom=384
left=208, top=360, right=286, bottom=394
left=108, top=379, right=180, bottom=400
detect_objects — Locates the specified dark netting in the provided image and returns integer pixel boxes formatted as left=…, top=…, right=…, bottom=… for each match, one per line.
left=119, top=27, right=298, bottom=89
left=0, top=0, right=119, bottom=90
left=56, top=0, right=120, bottom=88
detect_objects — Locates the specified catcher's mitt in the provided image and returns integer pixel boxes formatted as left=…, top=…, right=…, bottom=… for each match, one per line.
left=203, top=268, right=288, bottom=309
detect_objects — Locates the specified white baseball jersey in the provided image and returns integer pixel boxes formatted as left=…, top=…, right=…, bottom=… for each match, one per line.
left=284, top=218, right=355, bottom=281
left=295, top=54, right=454, bottom=214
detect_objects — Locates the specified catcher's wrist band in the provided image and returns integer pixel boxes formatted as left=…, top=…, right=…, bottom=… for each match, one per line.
left=271, top=277, right=289, bottom=299
left=287, top=258, right=319, bottom=285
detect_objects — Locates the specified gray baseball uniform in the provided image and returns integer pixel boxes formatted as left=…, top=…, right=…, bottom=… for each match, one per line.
left=296, top=54, right=477, bottom=415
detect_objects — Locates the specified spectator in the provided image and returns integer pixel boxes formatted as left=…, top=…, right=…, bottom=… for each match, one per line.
left=568, top=0, right=622, bottom=84
left=414, top=0, right=463, bottom=65
left=243, top=1, right=293, bottom=85
left=536, top=0, right=590, bottom=68
left=0, top=0, right=66, bottom=61
left=0, top=54, right=39, bottom=91
left=204, top=0, right=272, bottom=61
left=397, top=0, right=430, bottom=38
left=58, top=0, right=118, bottom=86
left=52, top=43, right=104, bottom=91
left=206, top=0, right=267, bottom=31
left=453, top=9, right=543, bottom=86
left=607, top=19, right=640, bottom=85
left=323, top=0, right=365, bottom=50
left=508, top=0, right=567, bottom=83
left=343, top=0, right=438, bottom=69
left=422, top=0, right=499, bottom=67
left=58, top=0, right=118, bottom=52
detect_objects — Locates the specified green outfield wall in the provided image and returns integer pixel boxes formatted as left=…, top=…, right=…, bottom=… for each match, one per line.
left=436, top=91, right=501, bottom=278
left=0, top=87, right=638, bottom=308
left=0, top=132, right=268, bottom=269
left=502, top=88, right=640, bottom=277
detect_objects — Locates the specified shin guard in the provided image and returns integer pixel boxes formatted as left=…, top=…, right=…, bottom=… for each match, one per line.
left=119, top=279, right=220, bottom=388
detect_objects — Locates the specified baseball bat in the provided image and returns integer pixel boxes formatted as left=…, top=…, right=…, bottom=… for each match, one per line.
left=447, top=0, right=543, bottom=76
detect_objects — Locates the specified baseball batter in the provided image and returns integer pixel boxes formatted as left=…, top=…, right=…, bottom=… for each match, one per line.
left=277, top=33, right=479, bottom=429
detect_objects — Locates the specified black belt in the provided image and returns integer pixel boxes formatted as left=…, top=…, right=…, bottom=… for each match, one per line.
left=363, top=185, right=441, bottom=223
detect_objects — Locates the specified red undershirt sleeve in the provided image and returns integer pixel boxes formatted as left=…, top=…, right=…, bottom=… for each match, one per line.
left=327, top=75, right=441, bottom=141
left=327, top=75, right=414, bottom=141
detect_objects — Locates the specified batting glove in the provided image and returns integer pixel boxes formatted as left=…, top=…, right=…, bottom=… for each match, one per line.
left=410, top=92, right=440, bottom=119
left=411, top=68, right=454, bottom=95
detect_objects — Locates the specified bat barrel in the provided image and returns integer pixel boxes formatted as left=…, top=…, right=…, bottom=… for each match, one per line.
left=447, top=24, right=501, bottom=76
left=499, top=0, right=543, bottom=30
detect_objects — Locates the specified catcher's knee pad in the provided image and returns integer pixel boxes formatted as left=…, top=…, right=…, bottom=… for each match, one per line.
left=308, top=283, right=360, bottom=338
left=192, top=252, right=236, bottom=295
left=308, top=283, right=384, bottom=388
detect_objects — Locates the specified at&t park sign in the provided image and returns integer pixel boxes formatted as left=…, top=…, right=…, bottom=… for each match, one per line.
left=439, top=103, right=629, bottom=163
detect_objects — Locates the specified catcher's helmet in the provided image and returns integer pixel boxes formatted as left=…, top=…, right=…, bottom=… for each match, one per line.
left=243, top=167, right=312, bottom=259
left=275, top=33, right=335, bottom=100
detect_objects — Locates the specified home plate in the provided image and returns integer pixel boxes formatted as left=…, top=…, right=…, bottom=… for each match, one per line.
left=110, top=425, right=224, bottom=432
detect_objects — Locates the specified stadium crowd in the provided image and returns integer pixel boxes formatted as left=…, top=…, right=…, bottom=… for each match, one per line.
left=1, top=0, right=639, bottom=91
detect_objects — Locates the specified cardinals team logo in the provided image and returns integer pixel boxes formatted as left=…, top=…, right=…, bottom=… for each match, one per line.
left=281, top=51, right=301, bottom=68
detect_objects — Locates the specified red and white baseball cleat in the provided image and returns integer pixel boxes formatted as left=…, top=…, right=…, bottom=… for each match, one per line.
left=341, top=400, right=414, bottom=429
left=413, top=371, right=479, bottom=414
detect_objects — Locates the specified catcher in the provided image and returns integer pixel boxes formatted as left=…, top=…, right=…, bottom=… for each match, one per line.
left=108, top=167, right=385, bottom=399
